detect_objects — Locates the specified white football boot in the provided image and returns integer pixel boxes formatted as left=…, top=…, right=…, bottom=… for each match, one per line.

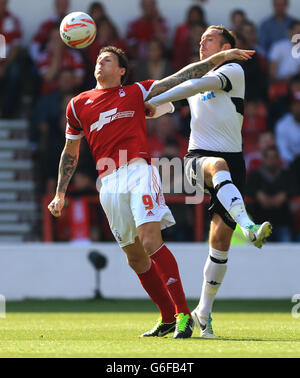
left=191, top=309, right=216, bottom=338
left=242, top=221, right=272, bottom=249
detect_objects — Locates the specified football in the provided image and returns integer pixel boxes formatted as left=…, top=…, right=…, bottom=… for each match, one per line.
left=59, top=12, right=97, bottom=49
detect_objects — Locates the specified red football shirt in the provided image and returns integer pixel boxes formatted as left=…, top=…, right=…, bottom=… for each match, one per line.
left=66, top=80, right=156, bottom=176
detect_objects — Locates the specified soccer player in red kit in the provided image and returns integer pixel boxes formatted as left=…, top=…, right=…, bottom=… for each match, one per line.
left=48, top=45, right=254, bottom=338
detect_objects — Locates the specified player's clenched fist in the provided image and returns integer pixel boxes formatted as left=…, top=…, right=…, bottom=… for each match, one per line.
left=48, top=195, right=65, bottom=217
left=144, top=101, right=156, bottom=117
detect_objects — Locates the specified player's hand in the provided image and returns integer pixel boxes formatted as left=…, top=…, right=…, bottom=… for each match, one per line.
left=48, top=195, right=65, bottom=217
left=144, top=102, right=156, bottom=117
left=224, top=48, right=256, bottom=61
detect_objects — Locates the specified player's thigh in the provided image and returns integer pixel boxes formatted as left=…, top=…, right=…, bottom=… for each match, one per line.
left=130, top=164, right=175, bottom=253
left=100, top=188, right=138, bottom=248
left=209, top=213, right=234, bottom=251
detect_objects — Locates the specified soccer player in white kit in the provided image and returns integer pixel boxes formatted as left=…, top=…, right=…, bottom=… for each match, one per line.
left=146, top=26, right=272, bottom=337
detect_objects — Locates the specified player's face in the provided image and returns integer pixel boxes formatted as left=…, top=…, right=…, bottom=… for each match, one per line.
left=94, top=52, right=125, bottom=84
left=200, top=29, right=226, bottom=60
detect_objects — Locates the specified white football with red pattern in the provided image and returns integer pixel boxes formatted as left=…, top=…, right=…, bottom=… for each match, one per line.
left=60, top=12, right=96, bottom=49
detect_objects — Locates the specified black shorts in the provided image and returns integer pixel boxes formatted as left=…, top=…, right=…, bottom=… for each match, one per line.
left=185, top=149, right=246, bottom=230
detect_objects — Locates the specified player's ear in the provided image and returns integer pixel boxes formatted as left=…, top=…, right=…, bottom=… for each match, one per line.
left=221, top=43, right=232, bottom=51
left=119, top=67, right=126, bottom=77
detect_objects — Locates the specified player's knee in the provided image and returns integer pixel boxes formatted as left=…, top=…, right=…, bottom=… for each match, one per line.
left=138, top=229, right=162, bottom=254
left=140, top=237, right=156, bottom=254
left=212, top=158, right=229, bottom=174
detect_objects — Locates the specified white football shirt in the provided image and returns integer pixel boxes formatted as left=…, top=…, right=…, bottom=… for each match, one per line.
left=188, top=62, right=245, bottom=153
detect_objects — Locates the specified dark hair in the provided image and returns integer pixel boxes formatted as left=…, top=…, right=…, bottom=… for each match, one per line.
left=98, top=46, right=129, bottom=84
left=231, top=9, right=246, bottom=20
left=206, top=25, right=236, bottom=48
left=88, top=2, right=105, bottom=13
left=289, top=19, right=300, bottom=30
left=187, top=5, right=206, bottom=25
left=242, top=20, right=256, bottom=29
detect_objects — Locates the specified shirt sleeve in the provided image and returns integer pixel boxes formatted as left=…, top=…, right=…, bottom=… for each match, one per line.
left=135, top=80, right=157, bottom=100
left=65, top=98, right=84, bottom=140
left=209, top=63, right=244, bottom=93
left=148, top=76, right=221, bottom=107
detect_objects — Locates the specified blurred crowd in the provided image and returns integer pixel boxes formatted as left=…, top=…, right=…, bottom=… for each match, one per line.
left=1, top=0, right=300, bottom=242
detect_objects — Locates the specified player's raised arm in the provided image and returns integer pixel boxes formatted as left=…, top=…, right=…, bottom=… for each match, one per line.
left=145, top=48, right=255, bottom=101
left=48, top=138, right=81, bottom=217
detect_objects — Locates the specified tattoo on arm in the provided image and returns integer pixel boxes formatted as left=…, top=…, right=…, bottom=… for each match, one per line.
left=146, top=60, right=216, bottom=100
left=57, top=151, right=78, bottom=194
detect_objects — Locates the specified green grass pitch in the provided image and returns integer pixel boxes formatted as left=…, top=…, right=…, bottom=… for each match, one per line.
left=0, top=299, right=299, bottom=358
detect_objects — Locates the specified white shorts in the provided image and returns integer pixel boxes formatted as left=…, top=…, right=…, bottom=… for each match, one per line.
left=99, top=159, right=175, bottom=248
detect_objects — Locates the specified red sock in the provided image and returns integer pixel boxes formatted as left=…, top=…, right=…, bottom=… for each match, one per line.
left=137, top=260, right=176, bottom=323
left=150, top=244, right=191, bottom=316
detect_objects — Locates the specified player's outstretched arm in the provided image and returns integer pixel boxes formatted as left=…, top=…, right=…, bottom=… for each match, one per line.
left=145, top=48, right=255, bottom=101
left=48, top=138, right=81, bottom=217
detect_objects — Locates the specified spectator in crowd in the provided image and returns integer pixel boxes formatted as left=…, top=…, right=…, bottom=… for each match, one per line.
left=230, top=9, right=247, bottom=34
left=242, top=101, right=268, bottom=156
left=268, top=74, right=300, bottom=127
left=36, top=24, right=85, bottom=95
left=246, top=146, right=295, bottom=242
left=88, top=1, right=107, bottom=26
left=259, top=0, right=296, bottom=54
left=173, top=5, right=207, bottom=70
left=241, top=20, right=266, bottom=61
left=135, top=37, right=172, bottom=81
left=30, top=0, right=70, bottom=62
left=147, top=114, right=188, bottom=160
left=275, top=90, right=300, bottom=164
left=246, top=130, right=276, bottom=172
left=31, top=67, right=77, bottom=145
left=235, top=30, right=267, bottom=101
left=269, top=20, right=300, bottom=81
left=31, top=68, right=78, bottom=193
left=126, top=0, right=169, bottom=60
left=290, top=155, right=300, bottom=194
left=187, top=23, right=206, bottom=59
left=0, top=0, right=22, bottom=118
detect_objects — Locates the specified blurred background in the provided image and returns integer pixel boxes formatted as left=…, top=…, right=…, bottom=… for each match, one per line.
left=0, top=0, right=300, bottom=300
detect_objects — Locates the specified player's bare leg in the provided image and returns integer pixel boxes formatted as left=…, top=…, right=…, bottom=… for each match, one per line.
left=202, top=157, right=272, bottom=248
left=137, top=222, right=194, bottom=338
left=192, top=214, right=232, bottom=337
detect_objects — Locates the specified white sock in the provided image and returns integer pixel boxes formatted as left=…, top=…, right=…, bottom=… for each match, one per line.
left=198, top=247, right=228, bottom=320
left=212, top=170, right=254, bottom=229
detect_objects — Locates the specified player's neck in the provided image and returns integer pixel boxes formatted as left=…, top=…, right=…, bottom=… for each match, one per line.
left=96, top=79, right=121, bottom=90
